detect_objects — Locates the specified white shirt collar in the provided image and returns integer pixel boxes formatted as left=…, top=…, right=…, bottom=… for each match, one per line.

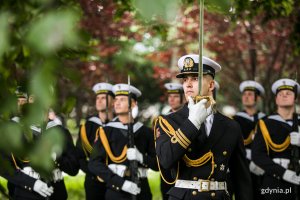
left=204, top=114, right=214, bottom=136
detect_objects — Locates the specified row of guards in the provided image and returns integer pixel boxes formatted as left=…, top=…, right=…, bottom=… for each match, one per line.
left=1, top=54, right=299, bottom=200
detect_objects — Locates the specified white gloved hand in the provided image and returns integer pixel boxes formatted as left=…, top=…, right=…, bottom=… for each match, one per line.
left=127, top=147, right=143, bottom=164
left=187, top=97, right=211, bottom=130
left=121, top=180, right=141, bottom=195
left=33, top=180, right=54, bottom=197
left=249, top=161, right=265, bottom=176
left=132, top=105, right=139, bottom=119
left=283, top=169, right=300, bottom=185
left=290, top=132, right=300, bottom=147
left=108, top=164, right=127, bottom=177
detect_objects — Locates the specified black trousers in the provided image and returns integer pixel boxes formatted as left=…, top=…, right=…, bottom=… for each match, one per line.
left=84, top=175, right=106, bottom=200
left=160, top=177, right=174, bottom=200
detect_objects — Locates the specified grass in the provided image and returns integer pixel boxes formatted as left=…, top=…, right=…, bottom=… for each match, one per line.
left=0, top=170, right=162, bottom=200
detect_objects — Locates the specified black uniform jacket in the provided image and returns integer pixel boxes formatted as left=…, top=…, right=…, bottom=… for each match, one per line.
left=10, top=120, right=79, bottom=200
left=76, top=115, right=104, bottom=173
left=155, top=105, right=253, bottom=200
left=252, top=114, right=300, bottom=194
left=233, top=111, right=265, bottom=150
left=75, top=115, right=107, bottom=199
left=88, top=118, right=157, bottom=195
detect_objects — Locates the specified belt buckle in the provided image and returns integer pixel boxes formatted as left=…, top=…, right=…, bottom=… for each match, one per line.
left=199, top=180, right=210, bottom=192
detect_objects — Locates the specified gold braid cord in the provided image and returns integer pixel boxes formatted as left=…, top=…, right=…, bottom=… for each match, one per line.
left=97, top=127, right=127, bottom=163
left=154, top=118, right=179, bottom=185
left=11, top=153, right=20, bottom=169
left=154, top=116, right=215, bottom=183
left=259, top=120, right=290, bottom=155
left=244, top=129, right=255, bottom=146
left=80, top=123, right=94, bottom=157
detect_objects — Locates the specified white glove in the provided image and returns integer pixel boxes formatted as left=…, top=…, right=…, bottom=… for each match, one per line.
left=127, top=147, right=143, bottom=164
left=283, top=169, right=300, bottom=185
left=187, top=97, right=211, bottom=130
left=249, top=161, right=265, bottom=176
left=121, top=180, right=141, bottom=195
left=108, top=164, right=127, bottom=177
left=132, top=105, right=139, bottom=119
left=33, top=180, right=54, bottom=197
left=290, top=132, right=300, bottom=147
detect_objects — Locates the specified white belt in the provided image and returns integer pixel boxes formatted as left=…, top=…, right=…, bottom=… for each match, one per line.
left=21, top=167, right=40, bottom=179
left=273, top=158, right=290, bottom=169
left=175, top=179, right=227, bottom=192
left=245, top=148, right=251, bottom=160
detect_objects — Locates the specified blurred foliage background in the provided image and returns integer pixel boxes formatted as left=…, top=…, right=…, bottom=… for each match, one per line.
left=0, top=0, right=300, bottom=199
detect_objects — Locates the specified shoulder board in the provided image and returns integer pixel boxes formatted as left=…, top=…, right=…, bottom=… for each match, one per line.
left=268, top=115, right=292, bottom=127
left=87, top=116, right=103, bottom=126
left=30, top=125, right=41, bottom=133
left=11, top=116, right=20, bottom=123
left=46, top=120, right=62, bottom=129
left=105, top=121, right=143, bottom=133
left=235, top=112, right=254, bottom=121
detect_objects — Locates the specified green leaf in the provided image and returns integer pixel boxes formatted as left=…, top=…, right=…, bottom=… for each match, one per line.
left=26, top=9, right=80, bottom=55
left=0, top=122, right=23, bottom=151
left=29, top=127, right=64, bottom=178
left=0, top=12, right=10, bottom=58
left=62, top=96, right=76, bottom=114
left=29, top=62, right=56, bottom=108
left=132, top=0, right=181, bottom=23
left=206, top=0, right=232, bottom=14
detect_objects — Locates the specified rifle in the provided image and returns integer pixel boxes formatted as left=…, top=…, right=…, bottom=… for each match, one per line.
left=291, top=82, right=299, bottom=200
left=105, top=93, right=109, bottom=124
left=105, top=79, right=109, bottom=124
left=127, top=75, right=139, bottom=200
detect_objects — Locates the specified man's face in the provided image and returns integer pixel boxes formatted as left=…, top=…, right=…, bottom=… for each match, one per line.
left=18, top=97, right=27, bottom=107
left=242, top=90, right=256, bottom=107
left=275, top=90, right=295, bottom=108
left=95, top=94, right=113, bottom=112
left=114, top=95, right=136, bottom=115
left=182, top=74, right=214, bottom=100
left=167, top=93, right=182, bottom=111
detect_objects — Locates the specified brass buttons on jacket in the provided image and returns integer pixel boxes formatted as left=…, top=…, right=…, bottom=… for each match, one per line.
left=223, top=151, right=227, bottom=156
left=192, top=191, right=197, bottom=195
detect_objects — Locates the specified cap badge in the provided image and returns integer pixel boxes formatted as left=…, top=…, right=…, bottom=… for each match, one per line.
left=183, top=57, right=194, bottom=69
